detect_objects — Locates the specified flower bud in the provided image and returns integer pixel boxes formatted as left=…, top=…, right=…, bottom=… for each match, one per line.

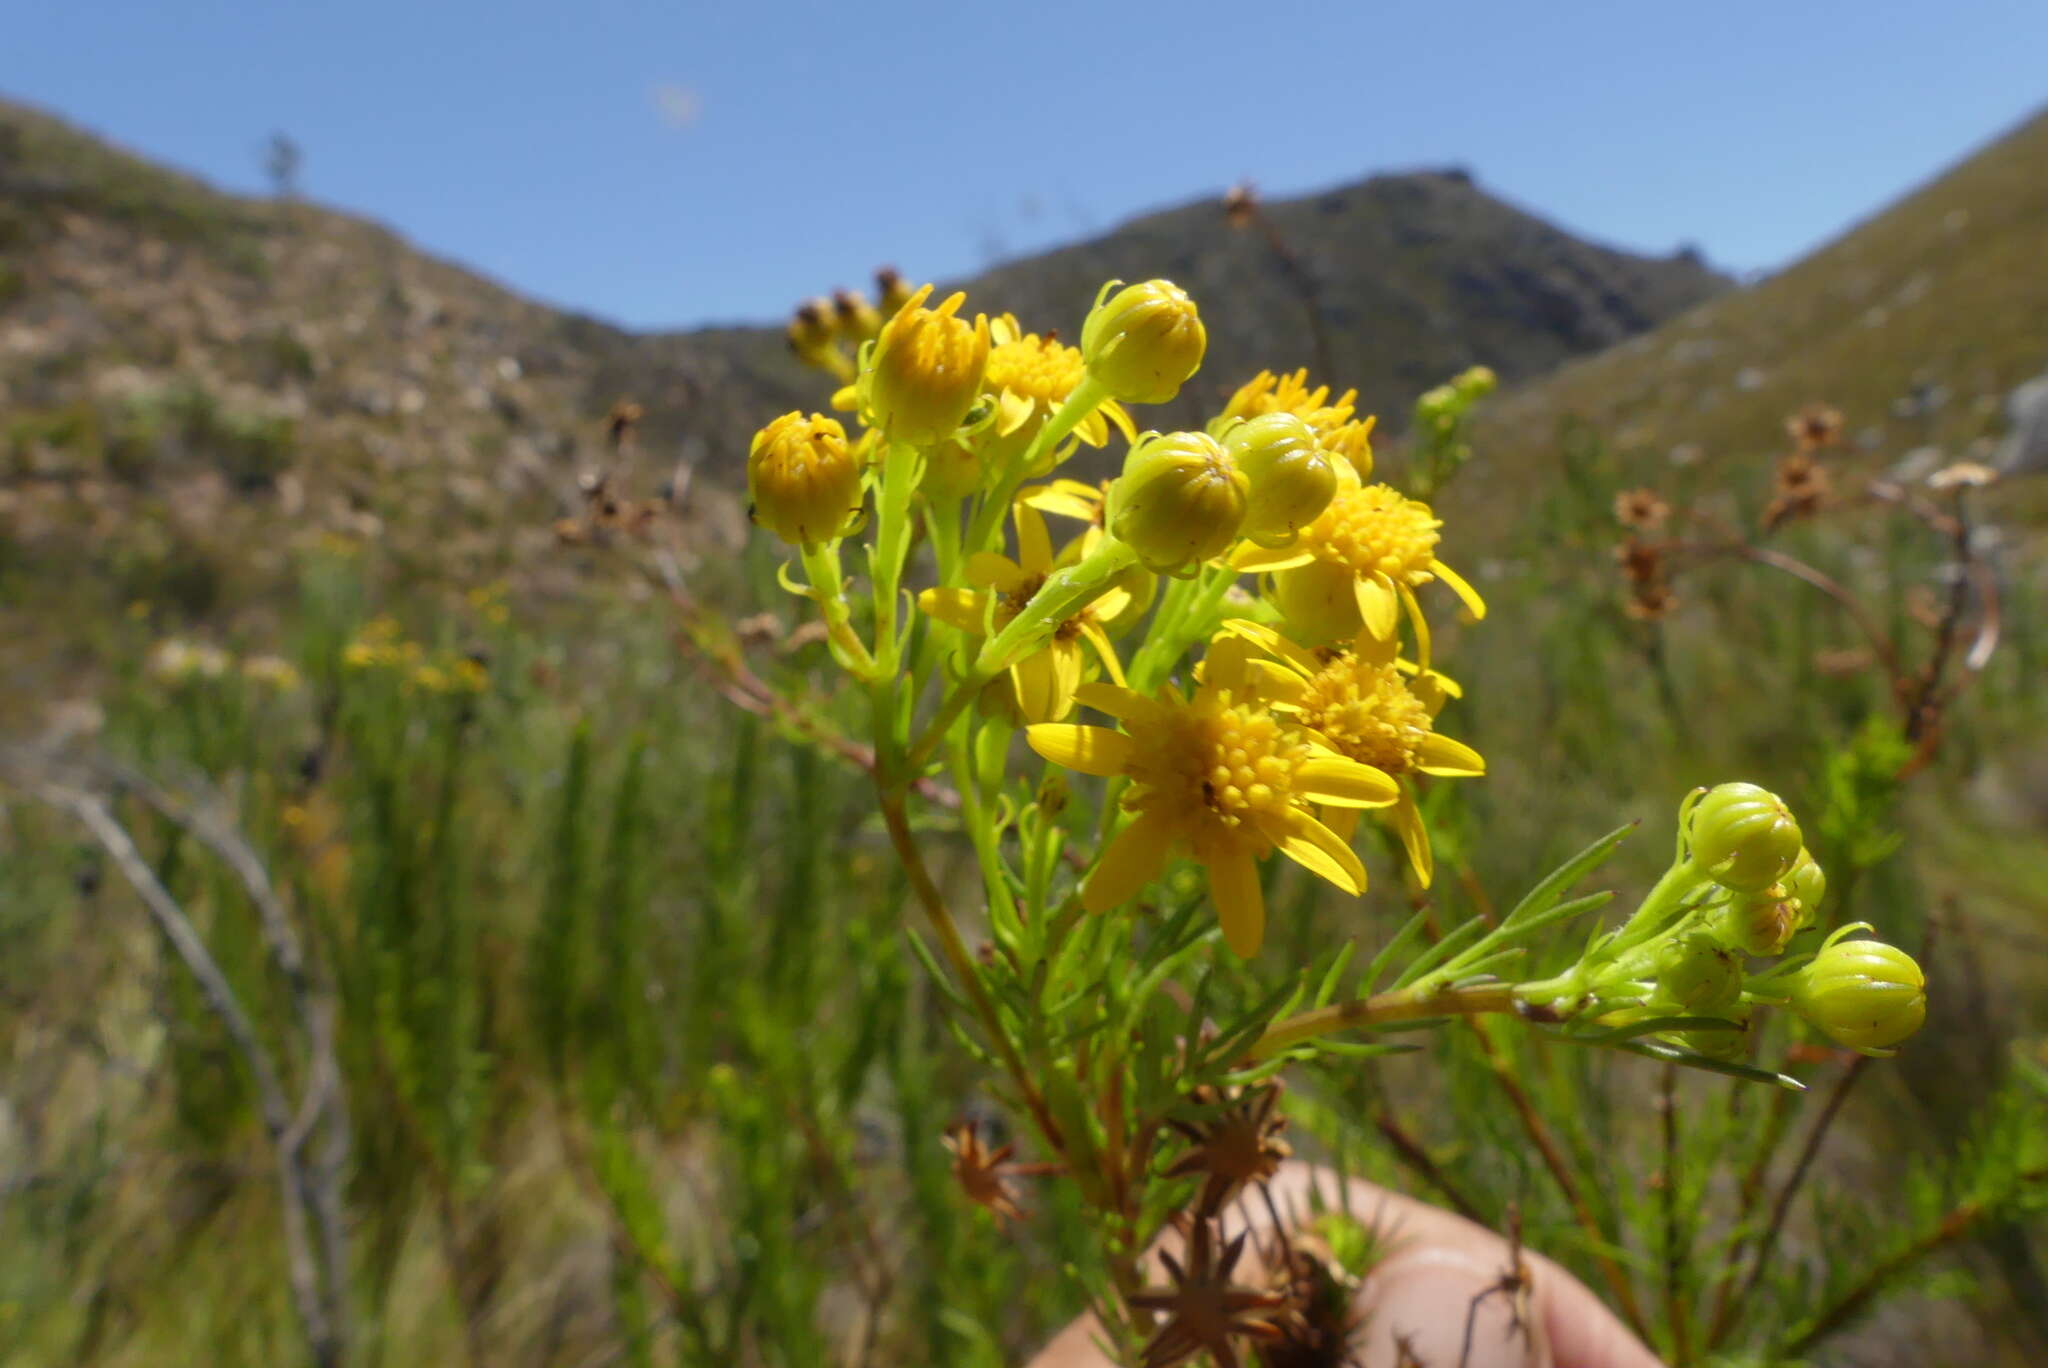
left=1791, top=938, right=1926, bottom=1051
left=1655, top=930, right=1743, bottom=1012
left=832, top=288, right=883, bottom=343
left=1674, top=1014, right=1752, bottom=1063
left=1222, top=413, right=1338, bottom=547
left=1109, top=431, right=1247, bottom=572
left=1081, top=279, right=1206, bottom=404
left=875, top=265, right=915, bottom=316
left=921, top=437, right=984, bottom=501
left=1782, top=848, right=1825, bottom=927
left=1687, top=782, right=1802, bottom=891
left=787, top=298, right=839, bottom=361
left=747, top=412, right=863, bottom=546
left=860, top=284, right=990, bottom=446
left=1712, top=885, right=1800, bottom=957
left=1266, top=560, right=1363, bottom=646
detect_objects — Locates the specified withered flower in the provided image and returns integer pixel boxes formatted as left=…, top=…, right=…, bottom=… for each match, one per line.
left=1613, top=487, right=1670, bottom=532
left=1625, top=583, right=1678, bottom=621
left=1132, top=1217, right=1296, bottom=1368
left=941, top=1120, right=1026, bottom=1224
left=1763, top=453, right=1830, bottom=530
left=1253, top=1233, right=1363, bottom=1368
left=1786, top=403, right=1844, bottom=452
left=607, top=399, right=644, bottom=451
left=1166, top=1084, right=1293, bottom=1217
left=1614, top=535, right=1664, bottom=587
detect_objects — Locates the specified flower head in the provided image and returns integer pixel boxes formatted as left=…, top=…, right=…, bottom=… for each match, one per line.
left=1218, top=619, right=1482, bottom=885
left=1130, top=1218, right=1295, bottom=1368
left=1026, top=653, right=1396, bottom=955
left=747, top=411, right=864, bottom=547
left=1082, top=279, right=1207, bottom=404
left=858, top=283, right=990, bottom=445
left=1237, top=479, right=1483, bottom=656
left=1614, top=487, right=1671, bottom=532
left=978, top=315, right=1135, bottom=470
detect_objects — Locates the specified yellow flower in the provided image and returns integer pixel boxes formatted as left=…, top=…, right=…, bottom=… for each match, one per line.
left=858, top=283, right=990, bottom=446
left=982, top=315, right=1136, bottom=467
left=1026, top=652, right=1398, bottom=956
left=1235, top=473, right=1483, bottom=659
left=918, top=502, right=1129, bottom=722
left=1215, top=369, right=1376, bottom=478
left=1216, top=620, right=1482, bottom=886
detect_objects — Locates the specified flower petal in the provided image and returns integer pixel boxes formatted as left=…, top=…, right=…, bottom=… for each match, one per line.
left=1432, top=558, right=1487, bottom=620
left=1020, top=481, right=1102, bottom=523
left=1206, top=847, right=1266, bottom=957
left=1232, top=542, right=1316, bottom=573
left=1415, top=733, right=1485, bottom=777
left=1025, top=723, right=1133, bottom=777
left=1267, top=808, right=1366, bottom=895
left=1101, top=400, right=1137, bottom=444
left=1014, top=501, right=1054, bottom=574
left=1392, top=788, right=1434, bottom=888
left=1296, top=755, right=1399, bottom=808
left=1217, top=618, right=1321, bottom=678
left=1082, top=809, right=1175, bottom=913
left=995, top=389, right=1036, bottom=437
left=1396, top=579, right=1431, bottom=673
left=966, top=552, right=1026, bottom=591
left=919, top=587, right=989, bottom=634
left=1353, top=575, right=1400, bottom=641
left=1012, top=641, right=1083, bottom=723
left=1079, top=622, right=1127, bottom=686
left=1073, top=681, right=1151, bottom=720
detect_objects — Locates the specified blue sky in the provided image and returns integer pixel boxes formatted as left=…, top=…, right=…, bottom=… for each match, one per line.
left=8, top=1, right=2044, bottom=331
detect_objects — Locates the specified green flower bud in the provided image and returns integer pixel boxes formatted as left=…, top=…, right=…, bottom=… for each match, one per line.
left=1712, top=885, right=1800, bottom=957
left=1655, top=930, right=1743, bottom=1012
left=1782, top=848, right=1825, bottom=927
left=1792, top=938, right=1926, bottom=1052
left=1688, top=782, right=1802, bottom=891
left=1221, top=413, right=1338, bottom=547
left=747, top=412, right=863, bottom=546
left=1081, top=279, right=1207, bottom=404
left=1108, top=431, right=1247, bottom=572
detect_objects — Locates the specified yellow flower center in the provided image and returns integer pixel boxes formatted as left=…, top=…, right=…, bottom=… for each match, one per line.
left=1124, top=692, right=1306, bottom=839
left=986, top=334, right=1085, bottom=406
left=1222, top=368, right=1357, bottom=432
left=1297, top=656, right=1431, bottom=774
left=1302, top=484, right=1440, bottom=583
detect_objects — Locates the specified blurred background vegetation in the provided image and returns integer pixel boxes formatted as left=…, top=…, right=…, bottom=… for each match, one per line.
left=1, top=96, right=2044, bottom=1367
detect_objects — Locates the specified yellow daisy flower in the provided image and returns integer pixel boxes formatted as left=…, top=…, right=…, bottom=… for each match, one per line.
left=1214, top=368, right=1376, bottom=477
left=918, top=502, right=1130, bottom=722
left=1217, top=619, right=1483, bottom=887
left=1025, top=652, right=1398, bottom=956
left=1232, top=467, right=1484, bottom=662
left=983, top=315, right=1136, bottom=469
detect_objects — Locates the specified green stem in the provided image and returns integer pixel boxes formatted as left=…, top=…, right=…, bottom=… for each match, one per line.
left=1247, top=982, right=1521, bottom=1059
left=870, top=439, right=921, bottom=673
left=797, top=541, right=877, bottom=678
left=975, top=537, right=1140, bottom=678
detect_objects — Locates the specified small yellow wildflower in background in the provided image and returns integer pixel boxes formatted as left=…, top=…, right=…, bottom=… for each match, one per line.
left=240, top=654, right=302, bottom=691
left=1216, top=368, right=1375, bottom=478
left=1027, top=650, right=1398, bottom=956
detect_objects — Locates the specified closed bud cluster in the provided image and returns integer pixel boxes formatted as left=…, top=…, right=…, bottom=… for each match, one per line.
left=832, top=289, right=883, bottom=343
left=860, top=284, right=990, bottom=446
left=1109, top=431, right=1247, bottom=572
left=1688, top=782, right=1803, bottom=891
left=874, top=265, right=915, bottom=316
left=787, top=297, right=840, bottom=363
left=747, top=412, right=863, bottom=547
left=1081, top=279, right=1207, bottom=404
left=1221, top=413, right=1338, bottom=547
left=1782, top=847, right=1825, bottom=920
left=1791, top=936, right=1927, bottom=1052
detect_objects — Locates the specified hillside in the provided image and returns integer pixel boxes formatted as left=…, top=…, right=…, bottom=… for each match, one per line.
left=0, top=94, right=1727, bottom=710
left=1461, top=106, right=2048, bottom=521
